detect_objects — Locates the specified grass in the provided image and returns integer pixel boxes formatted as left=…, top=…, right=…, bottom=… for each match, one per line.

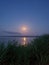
left=0, top=34, right=49, bottom=65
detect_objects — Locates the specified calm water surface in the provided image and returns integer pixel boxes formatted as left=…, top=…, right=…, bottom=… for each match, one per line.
left=0, top=37, right=36, bottom=45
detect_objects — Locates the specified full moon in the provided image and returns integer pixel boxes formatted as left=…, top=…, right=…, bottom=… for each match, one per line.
left=22, top=26, right=27, bottom=31
left=21, top=26, right=28, bottom=33
left=19, top=25, right=29, bottom=34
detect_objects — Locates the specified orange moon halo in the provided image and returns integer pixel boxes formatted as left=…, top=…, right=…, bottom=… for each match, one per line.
left=21, top=26, right=28, bottom=33
left=22, top=26, right=27, bottom=31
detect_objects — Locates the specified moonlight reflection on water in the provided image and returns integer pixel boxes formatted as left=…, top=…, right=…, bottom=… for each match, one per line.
left=21, top=37, right=27, bottom=45
left=23, top=37, right=27, bottom=45
left=0, top=36, right=36, bottom=45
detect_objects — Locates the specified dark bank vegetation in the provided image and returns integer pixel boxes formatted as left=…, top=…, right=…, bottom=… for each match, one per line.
left=0, top=34, right=49, bottom=65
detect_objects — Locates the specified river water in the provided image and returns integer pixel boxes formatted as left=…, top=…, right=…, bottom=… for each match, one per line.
left=0, top=37, right=36, bottom=45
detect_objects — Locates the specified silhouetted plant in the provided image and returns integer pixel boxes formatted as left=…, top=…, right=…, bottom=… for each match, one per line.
left=0, top=34, right=49, bottom=65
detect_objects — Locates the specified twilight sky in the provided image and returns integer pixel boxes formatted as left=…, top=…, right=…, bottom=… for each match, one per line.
left=0, top=0, right=49, bottom=35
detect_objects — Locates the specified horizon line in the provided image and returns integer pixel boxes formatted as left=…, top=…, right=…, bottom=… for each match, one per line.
left=0, top=36, right=40, bottom=37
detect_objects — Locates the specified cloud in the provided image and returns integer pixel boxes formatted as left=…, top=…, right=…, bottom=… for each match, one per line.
left=0, top=31, right=22, bottom=36
left=3, top=31, right=21, bottom=35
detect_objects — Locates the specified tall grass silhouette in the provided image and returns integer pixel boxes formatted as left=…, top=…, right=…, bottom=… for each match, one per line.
left=0, top=34, right=49, bottom=65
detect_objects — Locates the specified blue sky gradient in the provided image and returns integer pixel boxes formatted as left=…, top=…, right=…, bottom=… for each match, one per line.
left=0, top=0, right=49, bottom=35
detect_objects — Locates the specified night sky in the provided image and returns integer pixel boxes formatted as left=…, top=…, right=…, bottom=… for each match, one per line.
left=0, top=0, right=49, bottom=36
